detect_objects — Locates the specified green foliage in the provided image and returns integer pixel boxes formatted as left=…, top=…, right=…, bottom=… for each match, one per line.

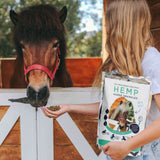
left=0, top=0, right=16, bottom=57
left=84, top=31, right=102, bottom=57
left=67, top=31, right=102, bottom=57
left=0, top=0, right=102, bottom=58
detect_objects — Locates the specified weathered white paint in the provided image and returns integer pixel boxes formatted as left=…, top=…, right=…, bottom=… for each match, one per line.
left=37, top=108, right=53, bottom=160
left=20, top=104, right=38, bottom=160
left=0, top=88, right=106, bottom=160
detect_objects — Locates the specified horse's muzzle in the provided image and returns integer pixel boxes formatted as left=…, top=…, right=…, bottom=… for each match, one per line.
left=27, top=85, right=49, bottom=107
left=119, top=125, right=125, bottom=130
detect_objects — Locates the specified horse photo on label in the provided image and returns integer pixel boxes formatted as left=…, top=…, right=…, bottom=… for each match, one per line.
left=108, top=97, right=135, bottom=132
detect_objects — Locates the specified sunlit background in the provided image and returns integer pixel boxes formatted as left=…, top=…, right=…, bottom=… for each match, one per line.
left=0, top=0, right=103, bottom=58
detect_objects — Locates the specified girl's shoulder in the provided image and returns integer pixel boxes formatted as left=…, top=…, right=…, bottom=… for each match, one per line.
left=144, top=47, right=160, bottom=61
left=142, top=47, right=160, bottom=95
left=142, top=47, right=160, bottom=82
left=142, top=47, right=160, bottom=66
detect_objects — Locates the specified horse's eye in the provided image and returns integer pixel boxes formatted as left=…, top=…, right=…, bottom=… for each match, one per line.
left=20, top=44, right=25, bottom=50
left=52, top=42, right=59, bottom=48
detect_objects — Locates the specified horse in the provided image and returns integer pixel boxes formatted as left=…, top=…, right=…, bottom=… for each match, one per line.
left=109, top=101, right=130, bottom=132
left=9, top=4, right=73, bottom=107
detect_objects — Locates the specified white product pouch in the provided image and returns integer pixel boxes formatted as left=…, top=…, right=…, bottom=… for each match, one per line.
left=97, top=71, right=151, bottom=157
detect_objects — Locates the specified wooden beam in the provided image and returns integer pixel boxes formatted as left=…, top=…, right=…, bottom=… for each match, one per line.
left=102, top=0, right=108, bottom=62
left=147, top=0, right=160, bottom=6
left=150, top=3, right=160, bottom=29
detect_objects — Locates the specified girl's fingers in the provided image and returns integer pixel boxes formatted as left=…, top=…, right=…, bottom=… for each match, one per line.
left=41, top=107, right=57, bottom=118
left=41, top=105, right=68, bottom=118
left=44, top=107, right=62, bottom=114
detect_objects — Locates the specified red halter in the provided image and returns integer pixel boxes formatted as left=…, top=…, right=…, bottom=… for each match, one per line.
left=24, top=47, right=60, bottom=85
left=118, top=117, right=126, bottom=123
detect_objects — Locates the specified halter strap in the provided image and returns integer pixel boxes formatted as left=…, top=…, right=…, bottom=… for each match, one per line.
left=118, top=117, right=126, bottom=123
left=24, top=47, right=60, bottom=84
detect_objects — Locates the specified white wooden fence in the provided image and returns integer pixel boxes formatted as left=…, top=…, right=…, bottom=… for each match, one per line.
left=0, top=87, right=106, bottom=160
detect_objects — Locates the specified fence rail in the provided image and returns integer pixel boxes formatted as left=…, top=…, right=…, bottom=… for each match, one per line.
left=0, top=87, right=106, bottom=160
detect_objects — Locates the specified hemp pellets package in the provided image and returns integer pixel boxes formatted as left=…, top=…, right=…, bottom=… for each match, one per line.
left=97, top=71, right=151, bottom=157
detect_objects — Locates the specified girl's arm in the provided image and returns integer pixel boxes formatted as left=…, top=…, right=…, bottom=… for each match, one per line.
left=41, top=102, right=100, bottom=118
left=103, top=94, right=160, bottom=160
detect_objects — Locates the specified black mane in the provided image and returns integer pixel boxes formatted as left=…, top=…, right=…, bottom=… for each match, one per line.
left=12, top=4, right=67, bottom=58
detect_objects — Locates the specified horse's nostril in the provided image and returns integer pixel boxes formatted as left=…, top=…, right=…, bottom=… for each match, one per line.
left=38, top=86, right=49, bottom=100
left=27, top=86, right=49, bottom=99
left=27, top=86, right=37, bottom=100
left=27, top=86, right=49, bottom=107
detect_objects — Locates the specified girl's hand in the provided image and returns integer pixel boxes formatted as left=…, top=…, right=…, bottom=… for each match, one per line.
left=103, top=141, right=130, bottom=160
left=41, top=104, right=70, bottom=118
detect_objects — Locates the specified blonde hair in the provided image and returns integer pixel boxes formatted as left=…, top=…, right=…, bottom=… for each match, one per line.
left=93, top=0, right=153, bottom=87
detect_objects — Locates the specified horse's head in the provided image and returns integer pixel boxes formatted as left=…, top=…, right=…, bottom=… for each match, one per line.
left=118, top=111, right=129, bottom=130
left=10, top=5, right=68, bottom=107
left=117, top=101, right=130, bottom=131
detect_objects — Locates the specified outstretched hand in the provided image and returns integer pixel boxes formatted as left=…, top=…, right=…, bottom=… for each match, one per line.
left=41, top=104, right=69, bottom=119
left=103, top=141, right=130, bottom=160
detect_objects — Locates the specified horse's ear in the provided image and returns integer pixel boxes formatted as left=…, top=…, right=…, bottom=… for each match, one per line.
left=10, top=10, right=18, bottom=25
left=59, top=6, right=67, bottom=23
